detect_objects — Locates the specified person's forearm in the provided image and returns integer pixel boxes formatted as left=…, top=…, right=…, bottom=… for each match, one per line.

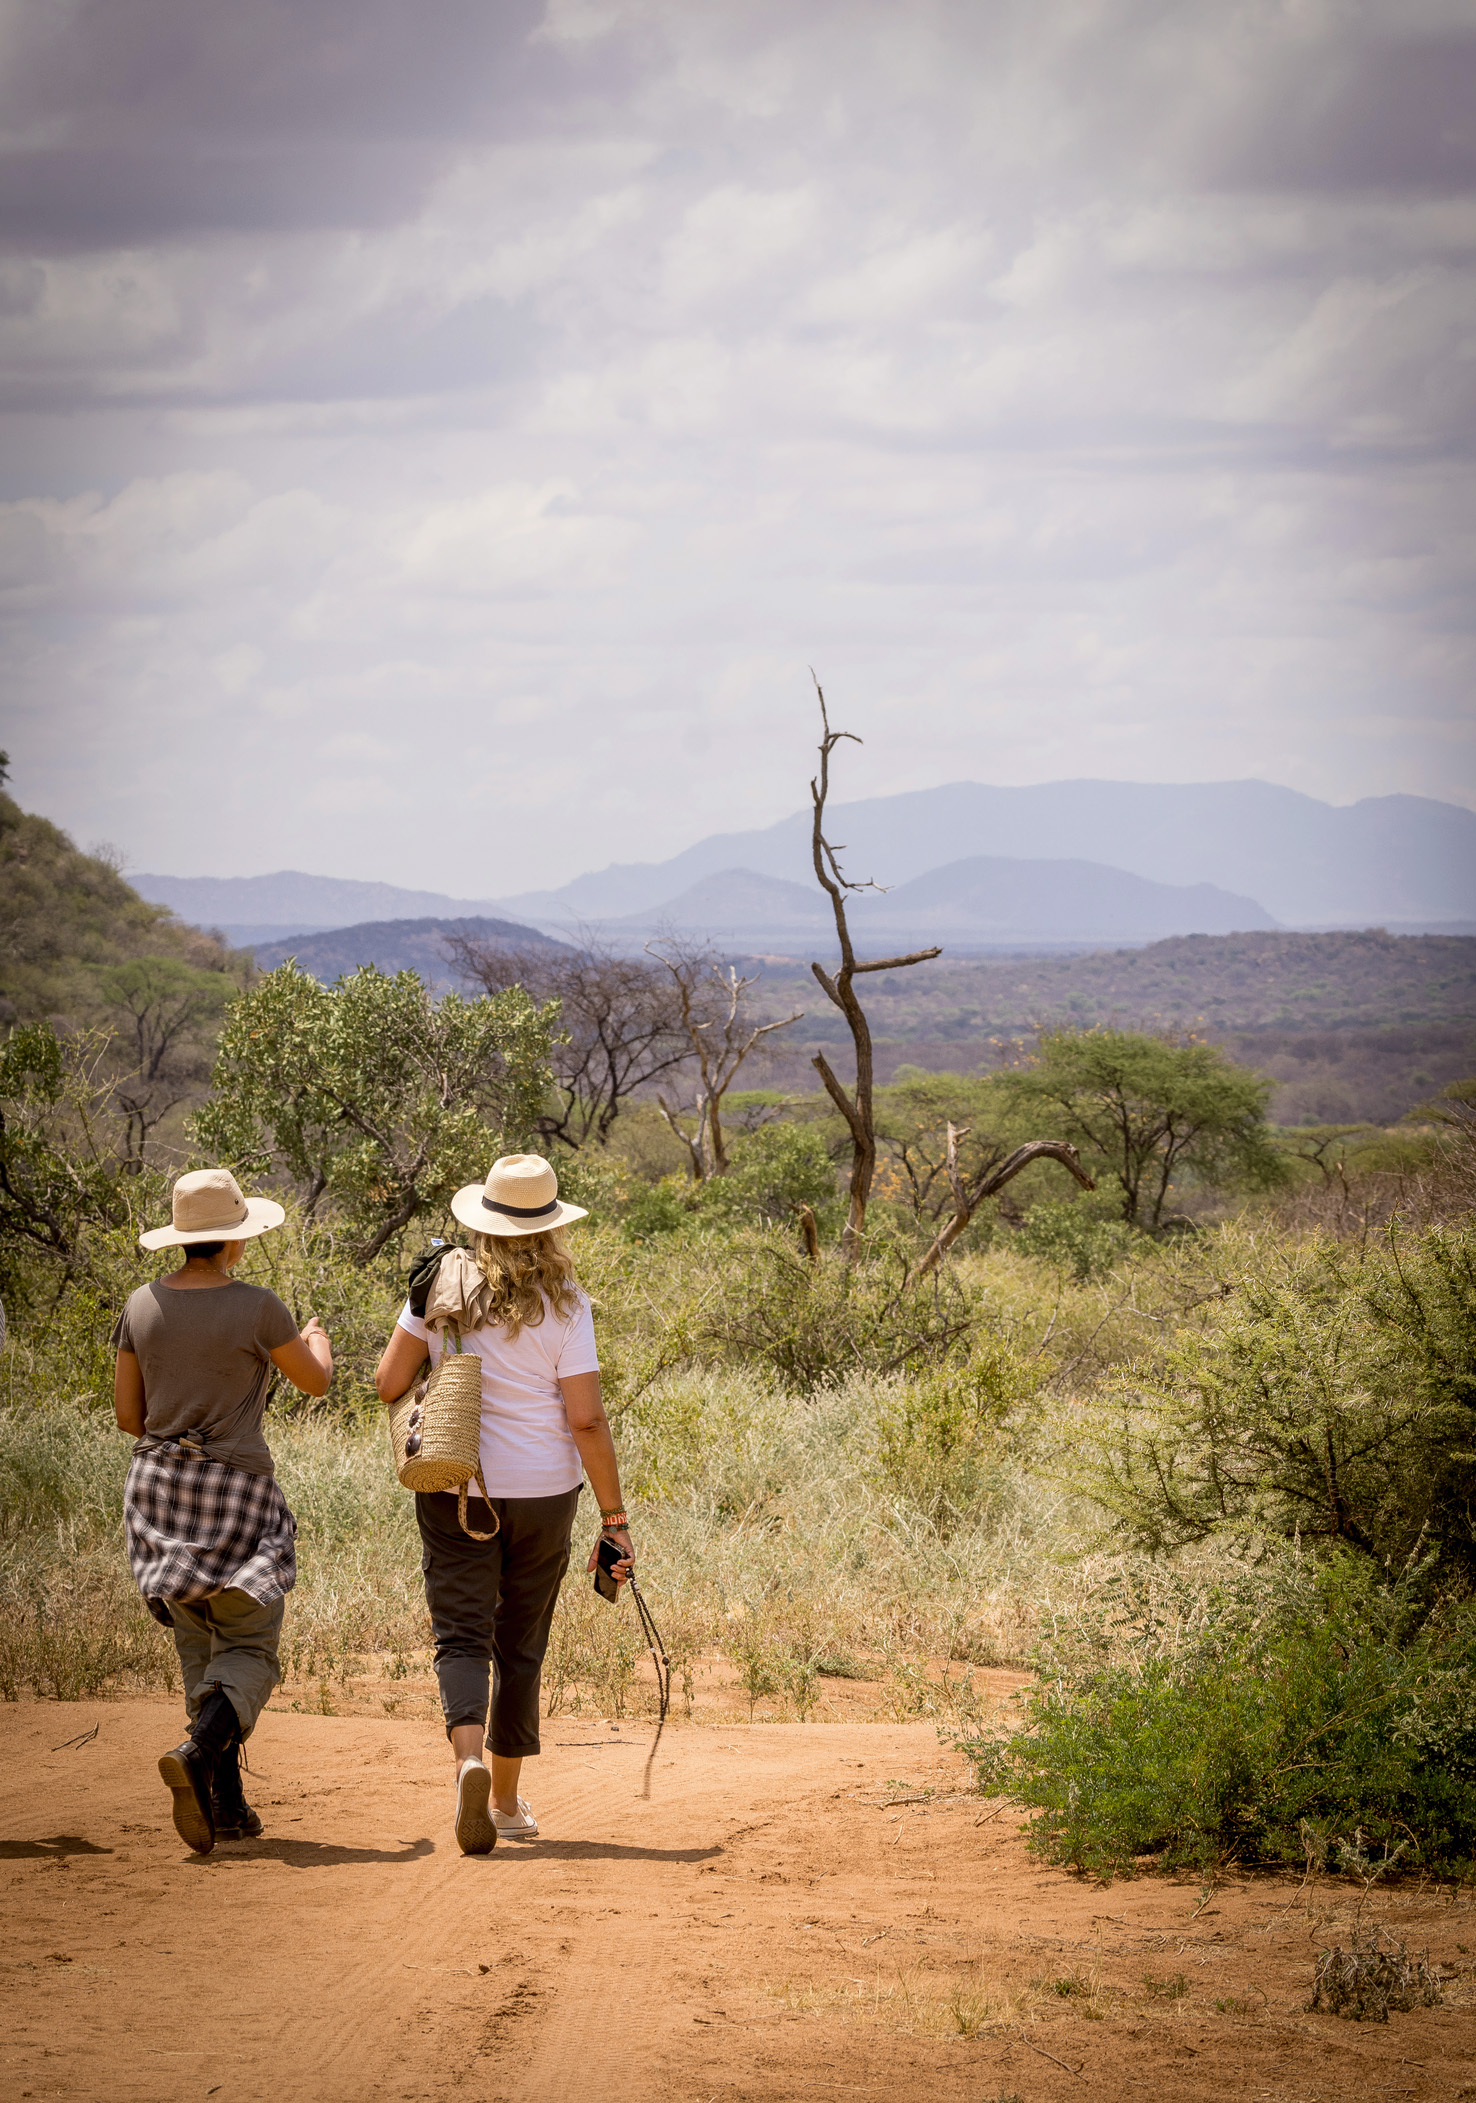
left=114, top=1351, right=146, bottom=1435
left=569, top=1420, right=625, bottom=1515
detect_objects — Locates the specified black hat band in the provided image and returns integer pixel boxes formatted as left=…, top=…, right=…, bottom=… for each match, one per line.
left=481, top=1195, right=559, bottom=1219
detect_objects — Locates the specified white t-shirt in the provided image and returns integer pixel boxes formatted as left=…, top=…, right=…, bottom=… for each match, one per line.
left=395, top=1289, right=600, bottom=1500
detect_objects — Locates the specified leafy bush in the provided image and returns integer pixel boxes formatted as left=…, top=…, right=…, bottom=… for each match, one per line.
left=873, top=1340, right=1040, bottom=1534
left=619, top=1175, right=693, bottom=1242
left=0, top=1022, right=167, bottom=1308
left=692, top=1228, right=977, bottom=1392
left=692, top=1122, right=840, bottom=1231
left=610, top=1126, right=840, bottom=1244
left=961, top=1555, right=1476, bottom=1879
left=1092, top=1223, right=1476, bottom=1575
left=1013, top=1197, right=1137, bottom=1282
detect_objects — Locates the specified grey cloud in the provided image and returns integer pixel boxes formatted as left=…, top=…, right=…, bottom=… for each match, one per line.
left=1, top=0, right=1473, bottom=885
left=0, top=0, right=564, bottom=247
left=1210, top=34, right=1476, bottom=195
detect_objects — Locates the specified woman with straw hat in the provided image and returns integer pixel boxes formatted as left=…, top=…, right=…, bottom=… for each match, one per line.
left=112, top=1167, right=334, bottom=1854
left=374, top=1152, right=633, bottom=1855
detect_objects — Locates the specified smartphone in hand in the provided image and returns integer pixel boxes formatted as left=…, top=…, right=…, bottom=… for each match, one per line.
left=593, top=1534, right=623, bottom=1603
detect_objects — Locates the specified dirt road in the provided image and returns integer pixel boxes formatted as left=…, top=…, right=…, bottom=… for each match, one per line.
left=5, top=1698, right=1476, bottom=2101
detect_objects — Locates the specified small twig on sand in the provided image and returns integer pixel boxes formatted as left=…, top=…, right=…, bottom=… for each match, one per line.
left=50, top=1722, right=99, bottom=1753
left=1016, top=2032, right=1083, bottom=2078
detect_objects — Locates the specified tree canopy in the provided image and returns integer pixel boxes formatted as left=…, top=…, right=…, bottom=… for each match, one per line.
left=195, top=964, right=558, bottom=1261
left=1001, top=1028, right=1285, bottom=1229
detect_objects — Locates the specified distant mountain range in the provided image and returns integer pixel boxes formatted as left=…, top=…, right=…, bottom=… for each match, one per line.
left=500, top=781, right=1475, bottom=931
left=136, top=778, right=1476, bottom=954
left=133, top=871, right=506, bottom=949
left=250, top=916, right=570, bottom=986
left=601, top=859, right=1276, bottom=946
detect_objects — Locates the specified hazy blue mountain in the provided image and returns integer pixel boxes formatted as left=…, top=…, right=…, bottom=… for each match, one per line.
left=139, top=780, right=1476, bottom=951
left=135, top=869, right=505, bottom=939
left=253, top=916, right=570, bottom=987
left=865, top=857, right=1276, bottom=940
left=599, top=858, right=1275, bottom=948
left=498, top=781, right=1476, bottom=929
left=611, top=869, right=830, bottom=933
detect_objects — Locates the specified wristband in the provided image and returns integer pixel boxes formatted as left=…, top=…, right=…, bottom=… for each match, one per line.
left=599, top=1509, right=628, bottom=1529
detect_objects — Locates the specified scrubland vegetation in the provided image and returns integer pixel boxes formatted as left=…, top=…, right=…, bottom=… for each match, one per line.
left=4, top=766, right=1476, bottom=1891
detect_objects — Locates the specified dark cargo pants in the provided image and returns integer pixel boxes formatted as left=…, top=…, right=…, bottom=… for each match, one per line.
left=415, top=1486, right=580, bottom=1757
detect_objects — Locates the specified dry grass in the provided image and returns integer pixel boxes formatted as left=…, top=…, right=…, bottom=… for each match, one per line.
left=0, top=1346, right=1097, bottom=1716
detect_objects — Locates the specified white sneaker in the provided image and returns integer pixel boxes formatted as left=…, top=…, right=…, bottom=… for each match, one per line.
left=492, top=1795, right=538, bottom=1838
left=454, top=1759, right=496, bottom=1855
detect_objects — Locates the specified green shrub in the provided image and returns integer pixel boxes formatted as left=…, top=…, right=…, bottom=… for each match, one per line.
left=873, top=1340, right=1039, bottom=1534
left=693, top=1123, right=841, bottom=1231
left=961, top=1556, right=1476, bottom=1879
left=1091, top=1223, right=1476, bottom=1575
left=620, top=1176, right=692, bottom=1242
left=692, top=1227, right=977, bottom=1392
left=1013, top=1198, right=1137, bottom=1283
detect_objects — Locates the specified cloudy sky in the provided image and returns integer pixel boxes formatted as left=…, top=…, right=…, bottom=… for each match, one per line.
left=2, top=0, right=1474, bottom=895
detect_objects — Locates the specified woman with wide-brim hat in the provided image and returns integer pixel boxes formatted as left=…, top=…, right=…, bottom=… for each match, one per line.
left=374, top=1152, right=633, bottom=1855
left=113, top=1167, right=334, bottom=1854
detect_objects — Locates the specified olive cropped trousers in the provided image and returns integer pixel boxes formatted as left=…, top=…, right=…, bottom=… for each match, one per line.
left=415, top=1486, right=580, bottom=1757
left=170, top=1587, right=283, bottom=1740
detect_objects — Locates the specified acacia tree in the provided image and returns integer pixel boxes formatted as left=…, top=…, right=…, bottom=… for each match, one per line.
left=99, top=955, right=232, bottom=1170
left=874, top=1073, right=1020, bottom=1224
left=645, top=937, right=803, bottom=1180
left=195, top=964, right=557, bottom=1262
left=0, top=1022, right=142, bottom=1293
left=1001, top=1027, right=1285, bottom=1230
left=870, top=1070, right=1095, bottom=1273
left=440, top=933, right=688, bottom=1148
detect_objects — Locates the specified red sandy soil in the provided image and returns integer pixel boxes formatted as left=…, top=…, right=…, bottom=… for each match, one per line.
left=4, top=1696, right=1476, bottom=2103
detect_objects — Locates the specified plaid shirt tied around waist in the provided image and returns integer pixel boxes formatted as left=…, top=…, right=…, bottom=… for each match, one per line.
left=124, top=1442, right=297, bottom=1627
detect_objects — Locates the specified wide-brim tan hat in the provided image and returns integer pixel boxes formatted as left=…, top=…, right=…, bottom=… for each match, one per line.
left=450, top=1152, right=588, bottom=1238
left=139, top=1167, right=286, bottom=1251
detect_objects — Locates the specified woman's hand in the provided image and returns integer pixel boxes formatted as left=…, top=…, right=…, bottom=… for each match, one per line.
left=270, top=1317, right=333, bottom=1399
left=586, top=1526, right=634, bottom=1585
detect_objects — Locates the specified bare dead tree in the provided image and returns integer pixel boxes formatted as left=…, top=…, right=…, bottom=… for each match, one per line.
left=645, top=936, right=803, bottom=1179
left=915, top=1133, right=1096, bottom=1278
left=440, top=932, right=688, bottom=1148
left=806, top=675, right=942, bottom=1258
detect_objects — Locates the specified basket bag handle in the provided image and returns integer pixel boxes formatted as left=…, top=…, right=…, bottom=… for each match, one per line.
left=444, top=1324, right=496, bottom=1544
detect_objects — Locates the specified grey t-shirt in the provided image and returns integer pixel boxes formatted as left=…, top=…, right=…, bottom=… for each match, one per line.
left=111, top=1279, right=299, bottom=1477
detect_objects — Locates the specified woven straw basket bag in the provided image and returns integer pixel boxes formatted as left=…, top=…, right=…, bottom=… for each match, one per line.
left=389, top=1327, right=496, bottom=1541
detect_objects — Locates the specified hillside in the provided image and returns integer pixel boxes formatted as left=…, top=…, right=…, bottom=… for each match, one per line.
left=253, top=916, right=572, bottom=987
left=0, top=787, right=240, bottom=1025
left=743, top=930, right=1476, bottom=1125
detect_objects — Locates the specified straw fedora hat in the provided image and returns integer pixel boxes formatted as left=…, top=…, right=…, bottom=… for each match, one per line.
left=139, top=1167, right=286, bottom=1252
left=450, top=1153, right=588, bottom=1238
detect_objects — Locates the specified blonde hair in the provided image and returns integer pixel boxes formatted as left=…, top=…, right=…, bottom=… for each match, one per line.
left=471, top=1229, right=580, bottom=1339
